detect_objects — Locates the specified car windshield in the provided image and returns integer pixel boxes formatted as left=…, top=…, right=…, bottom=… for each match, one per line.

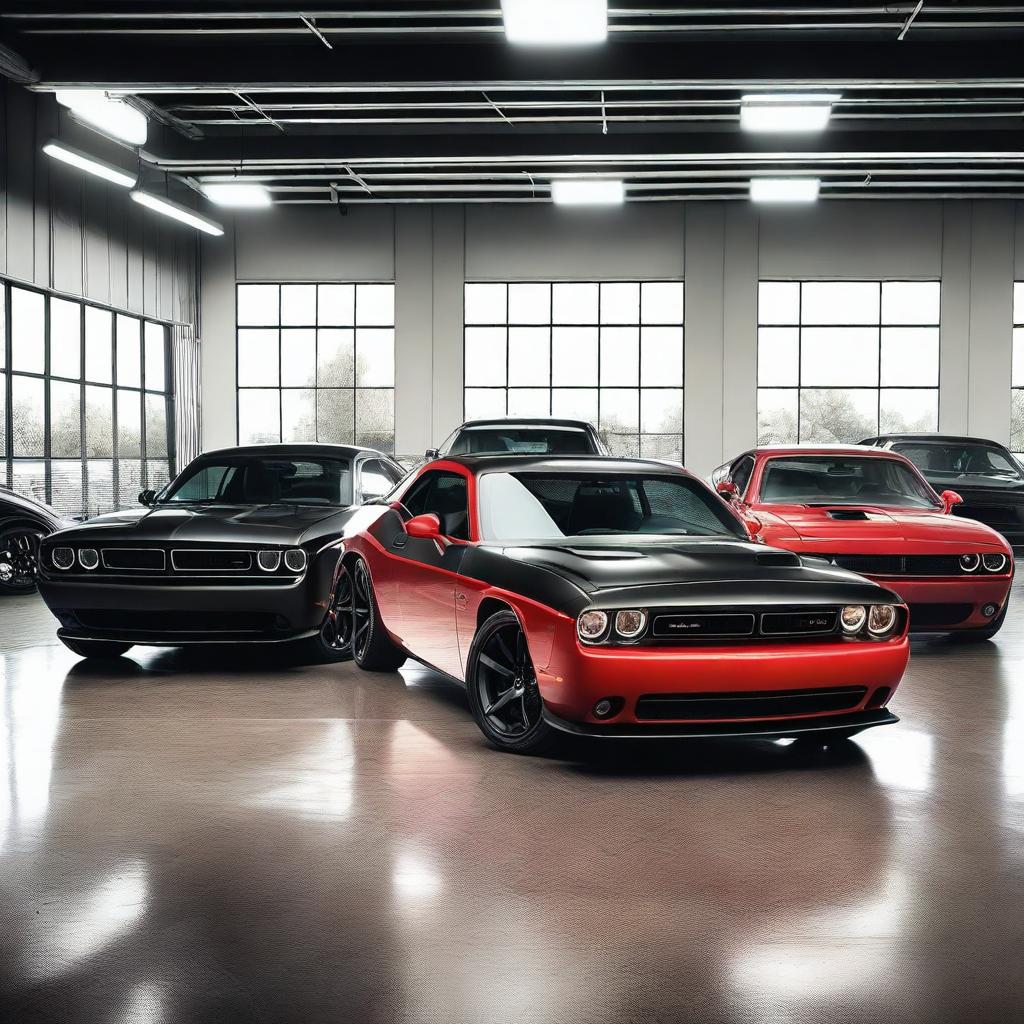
left=448, top=426, right=597, bottom=456
left=160, top=457, right=353, bottom=507
left=759, top=456, right=939, bottom=508
left=893, top=442, right=1024, bottom=489
left=478, top=472, right=745, bottom=541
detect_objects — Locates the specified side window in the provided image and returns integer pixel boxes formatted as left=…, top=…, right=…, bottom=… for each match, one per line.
left=358, top=459, right=394, bottom=502
left=731, top=456, right=754, bottom=496
left=399, top=470, right=469, bottom=540
left=173, top=465, right=232, bottom=501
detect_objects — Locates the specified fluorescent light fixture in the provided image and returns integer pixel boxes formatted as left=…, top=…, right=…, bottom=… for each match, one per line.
left=501, top=0, right=607, bottom=44
left=750, top=177, right=821, bottom=203
left=551, top=178, right=624, bottom=206
left=42, top=140, right=137, bottom=188
left=740, top=93, right=840, bottom=133
left=55, top=89, right=148, bottom=146
left=129, top=190, right=224, bottom=236
left=202, top=182, right=272, bottom=208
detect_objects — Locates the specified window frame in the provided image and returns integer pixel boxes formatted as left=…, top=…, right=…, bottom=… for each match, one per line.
left=1012, top=281, right=1024, bottom=456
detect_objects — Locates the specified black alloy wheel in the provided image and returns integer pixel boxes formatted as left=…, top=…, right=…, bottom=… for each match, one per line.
left=314, top=562, right=356, bottom=662
left=349, top=559, right=406, bottom=671
left=0, top=527, right=44, bottom=593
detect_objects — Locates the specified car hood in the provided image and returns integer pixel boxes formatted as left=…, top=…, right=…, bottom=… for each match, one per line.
left=1, top=486, right=71, bottom=531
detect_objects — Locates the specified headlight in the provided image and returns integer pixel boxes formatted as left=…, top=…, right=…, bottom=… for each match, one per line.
left=867, top=604, right=898, bottom=637
left=982, top=553, right=1008, bottom=573
left=257, top=549, right=281, bottom=572
left=577, top=610, right=609, bottom=643
left=840, top=605, right=867, bottom=634
left=284, top=548, right=307, bottom=573
left=960, top=553, right=980, bottom=572
left=614, top=609, right=647, bottom=639
left=52, top=546, right=75, bottom=570
left=78, top=548, right=99, bottom=570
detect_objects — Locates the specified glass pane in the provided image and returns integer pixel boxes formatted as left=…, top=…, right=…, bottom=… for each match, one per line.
left=1013, top=390, right=1024, bottom=453
left=757, top=388, right=798, bottom=444
left=117, top=459, right=144, bottom=508
left=11, top=288, right=45, bottom=373
left=551, top=327, right=598, bottom=386
left=237, top=329, right=279, bottom=387
left=1015, top=282, right=1024, bottom=326
left=508, top=283, right=550, bottom=325
left=507, top=388, right=550, bottom=416
left=639, top=434, right=683, bottom=463
left=85, top=385, right=114, bottom=457
left=465, top=327, right=507, bottom=386
left=317, top=329, right=355, bottom=387
left=882, top=281, right=940, bottom=325
left=280, top=329, right=317, bottom=387
left=356, top=284, right=395, bottom=327
left=600, top=283, right=639, bottom=325
left=508, top=328, right=550, bottom=387
left=147, top=460, right=171, bottom=493
left=117, top=389, right=142, bottom=457
left=280, top=284, right=317, bottom=326
left=85, top=306, right=113, bottom=383
left=801, top=282, right=879, bottom=325
left=355, top=388, right=395, bottom=450
left=144, top=322, right=166, bottom=392
left=464, top=387, right=507, bottom=420
left=800, top=327, right=879, bottom=386
left=315, top=388, right=354, bottom=444
left=238, top=389, right=281, bottom=445
left=12, top=460, right=46, bottom=504
left=465, top=283, right=506, bottom=325
left=86, top=460, right=114, bottom=516
left=880, top=389, right=939, bottom=433
left=0, top=373, right=5, bottom=456
left=50, top=460, right=83, bottom=517
left=758, top=282, right=800, bottom=325
left=641, top=389, right=683, bottom=433
left=50, top=380, right=82, bottom=457
left=115, top=315, right=141, bottom=387
left=1014, top=328, right=1024, bottom=388
left=880, top=328, right=939, bottom=386
left=12, top=375, right=44, bottom=456
left=282, top=388, right=316, bottom=441
left=604, top=433, right=640, bottom=458
left=356, top=328, right=395, bottom=387
left=552, top=387, right=598, bottom=423
left=640, top=327, right=683, bottom=388
left=757, top=327, right=799, bottom=387
left=799, top=388, right=878, bottom=443
left=600, top=327, right=639, bottom=387
left=641, top=282, right=684, bottom=324
left=318, top=284, right=354, bottom=326
left=599, top=388, right=639, bottom=434
left=237, top=284, right=279, bottom=326
left=50, top=297, right=81, bottom=380
left=552, top=283, right=599, bottom=325
left=145, top=394, right=168, bottom=458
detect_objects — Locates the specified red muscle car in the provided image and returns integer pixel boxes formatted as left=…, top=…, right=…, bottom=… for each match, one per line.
left=711, top=445, right=1013, bottom=640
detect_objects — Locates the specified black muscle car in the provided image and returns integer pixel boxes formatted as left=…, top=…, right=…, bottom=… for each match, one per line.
left=1, top=484, right=73, bottom=594
left=424, top=417, right=608, bottom=461
left=36, top=443, right=405, bottom=660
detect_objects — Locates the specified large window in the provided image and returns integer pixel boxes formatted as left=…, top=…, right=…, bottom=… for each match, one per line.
left=1012, top=282, right=1024, bottom=454
left=1, top=279, right=173, bottom=518
left=756, top=280, right=940, bottom=444
left=464, top=281, right=685, bottom=461
left=236, top=283, right=395, bottom=454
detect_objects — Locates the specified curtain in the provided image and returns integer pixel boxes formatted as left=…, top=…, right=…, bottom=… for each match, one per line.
left=172, top=324, right=200, bottom=472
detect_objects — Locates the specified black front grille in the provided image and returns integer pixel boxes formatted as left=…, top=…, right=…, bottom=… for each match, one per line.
left=907, top=603, right=973, bottom=628
left=644, top=606, right=841, bottom=643
left=761, top=609, right=838, bottom=635
left=101, top=548, right=166, bottom=571
left=74, top=609, right=281, bottom=634
left=171, top=549, right=253, bottom=571
left=652, top=613, right=755, bottom=639
left=635, top=687, right=868, bottom=721
left=810, top=553, right=966, bottom=576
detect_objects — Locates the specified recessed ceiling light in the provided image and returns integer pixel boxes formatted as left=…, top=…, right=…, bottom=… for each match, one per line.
left=129, top=190, right=224, bottom=236
left=740, top=94, right=840, bottom=133
left=54, top=89, right=148, bottom=146
left=202, top=182, right=272, bottom=208
left=42, top=140, right=137, bottom=188
left=749, top=177, right=821, bottom=203
left=501, top=0, right=607, bottom=45
left=551, top=178, right=624, bottom=206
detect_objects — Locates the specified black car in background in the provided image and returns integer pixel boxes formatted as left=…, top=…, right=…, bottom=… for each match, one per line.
left=424, top=417, right=608, bottom=461
left=0, top=485, right=73, bottom=594
left=36, top=443, right=405, bottom=660
left=861, top=433, right=1024, bottom=546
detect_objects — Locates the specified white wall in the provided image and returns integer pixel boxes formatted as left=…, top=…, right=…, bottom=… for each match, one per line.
left=201, top=198, right=1024, bottom=477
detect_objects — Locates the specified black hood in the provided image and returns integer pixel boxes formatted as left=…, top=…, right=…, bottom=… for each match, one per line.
left=1, top=487, right=70, bottom=532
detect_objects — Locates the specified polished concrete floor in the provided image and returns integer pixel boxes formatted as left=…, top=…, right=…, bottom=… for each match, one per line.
left=2, top=588, right=1024, bottom=1024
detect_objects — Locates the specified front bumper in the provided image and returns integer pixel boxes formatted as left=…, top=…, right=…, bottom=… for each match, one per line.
left=867, top=574, right=1011, bottom=631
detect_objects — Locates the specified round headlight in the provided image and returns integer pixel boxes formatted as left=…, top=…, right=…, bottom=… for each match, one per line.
left=257, top=549, right=281, bottom=572
left=78, top=548, right=99, bottom=571
left=867, top=604, right=898, bottom=637
left=982, top=552, right=1008, bottom=573
left=284, top=548, right=307, bottom=573
left=960, top=553, right=980, bottom=572
left=840, top=605, right=867, bottom=634
left=577, top=610, right=609, bottom=643
left=614, top=609, right=647, bottom=640
left=52, top=546, right=75, bottom=571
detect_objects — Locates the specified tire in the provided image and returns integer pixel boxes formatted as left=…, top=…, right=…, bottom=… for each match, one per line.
left=949, top=602, right=1009, bottom=643
left=304, top=561, right=356, bottom=663
left=59, top=637, right=133, bottom=659
left=350, top=558, right=406, bottom=672
left=465, top=609, right=556, bottom=755
left=0, top=524, right=45, bottom=594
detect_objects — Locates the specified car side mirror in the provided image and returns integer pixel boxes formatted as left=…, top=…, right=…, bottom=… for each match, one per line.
left=941, top=489, right=964, bottom=514
left=424, top=448, right=440, bottom=460
left=138, top=489, right=156, bottom=507
left=406, top=513, right=442, bottom=539
left=717, top=480, right=739, bottom=502
left=743, top=514, right=764, bottom=542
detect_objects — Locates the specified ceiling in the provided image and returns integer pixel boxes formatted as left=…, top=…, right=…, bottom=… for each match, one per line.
left=3, top=2, right=1024, bottom=204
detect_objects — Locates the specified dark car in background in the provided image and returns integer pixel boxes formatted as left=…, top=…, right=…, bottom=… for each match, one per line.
left=0, top=485, right=73, bottom=594
left=861, top=434, right=1024, bottom=546
left=424, top=417, right=608, bottom=461
left=36, top=443, right=404, bottom=660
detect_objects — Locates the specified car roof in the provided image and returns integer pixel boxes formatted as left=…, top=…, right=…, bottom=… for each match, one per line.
left=440, top=454, right=692, bottom=476
left=197, top=442, right=394, bottom=461
left=870, top=433, right=1005, bottom=447
left=457, top=418, right=595, bottom=431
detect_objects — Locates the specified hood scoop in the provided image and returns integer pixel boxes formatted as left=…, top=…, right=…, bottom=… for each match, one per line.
left=755, top=551, right=801, bottom=568
left=825, top=508, right=870, bottom=521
